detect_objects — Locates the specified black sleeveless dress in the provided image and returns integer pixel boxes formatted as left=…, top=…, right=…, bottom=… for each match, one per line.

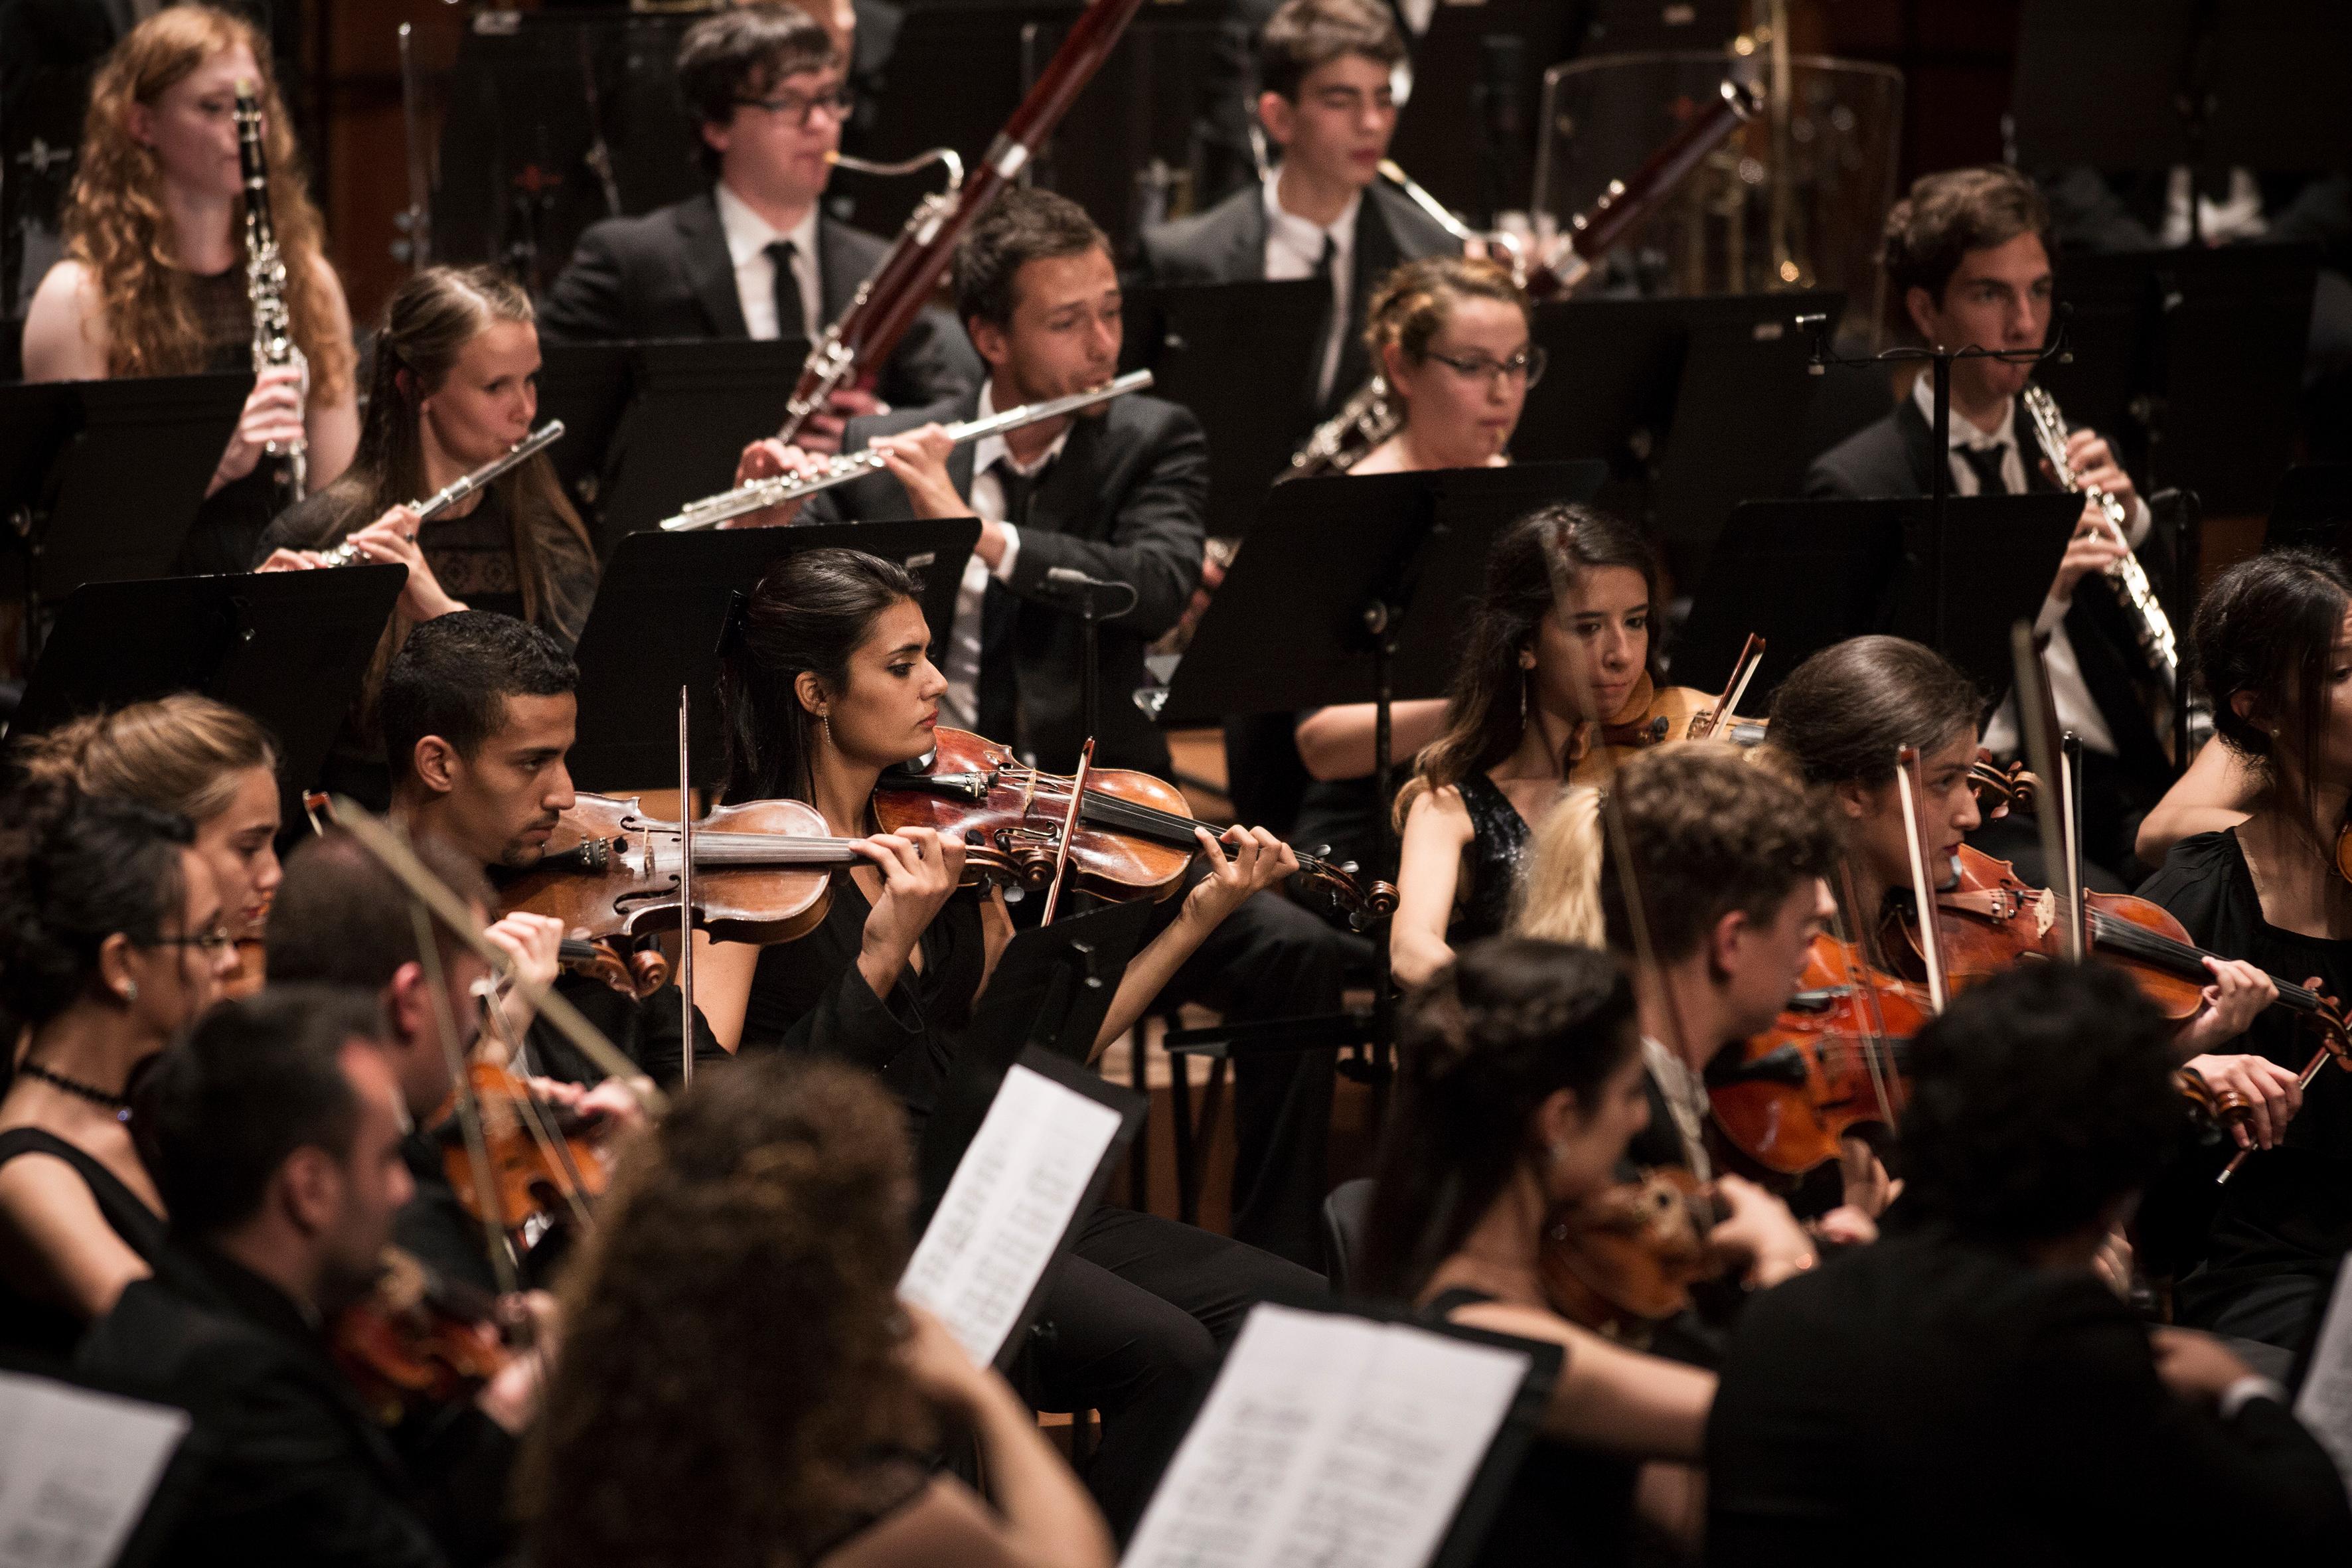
left=1447, top=773, right=1535, bottom=949
left=0, top=1127, right=168, bottom=1366
left=1424, top=1286, right=1638, bottom=1568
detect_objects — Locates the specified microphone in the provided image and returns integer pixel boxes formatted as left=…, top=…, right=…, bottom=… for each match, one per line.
left=1040, top=567, right=1140, bottom=622
left=1046, top=567, right=1125, bottom=591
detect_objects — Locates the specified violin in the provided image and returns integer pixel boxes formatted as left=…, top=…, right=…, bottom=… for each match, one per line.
left=1709, top=933, right=1930, bottom=1176
left=437, top=1058, right=611, bottom=1235
left=873, top=728, right=1399, bottom=927
left=1569, top=634, right=1772, bottom=786
left=1539, top=1167, right=1725, bottom=1342
left=331, top=1247, right=512, bottom=1427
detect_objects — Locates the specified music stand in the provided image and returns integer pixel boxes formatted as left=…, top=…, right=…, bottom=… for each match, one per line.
left=588, top=337, right=813, bottom=554
left=1512, top=292, right=1840, bottom=576
left=2267, top=464, right=2352, bottom=556
left=8, top=566, right=405, bottom=824
left=0, top=374, right=248, bottom=626
left=1676, top=495, right=2080, bottom=714
left=2037, top=244, right=2318, bottom=518
left=1121, top=278, right=1328, bottom=537
left=566, top=518, right=978, bottom=791
left=913, top=898, right=1156, bottom=1220
left=532, top=342, right=635, bottom=519
left=1384, top=0, right=1583, bottom=225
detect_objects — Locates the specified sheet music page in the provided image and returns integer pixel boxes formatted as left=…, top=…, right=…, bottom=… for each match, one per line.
left=901, top=1061, right=1125, bottom=1366
left=2295, top=1252, right=2352, bottom=1494
left=1123, top=1302, right=1532, bottom=1568
left=0, top=1370, right=189, bottom=1568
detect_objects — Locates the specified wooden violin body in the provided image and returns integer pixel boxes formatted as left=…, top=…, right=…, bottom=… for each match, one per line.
left=1540, top=1167, right=1722, bottom=1342
left=438, top=1059, right=611, bottom=1233
left=1569, top=675, right=1769, bottom=786
left=1710, top=935, right=1928, bottom=1176
left=332, top=1248, right=510, bottom=1427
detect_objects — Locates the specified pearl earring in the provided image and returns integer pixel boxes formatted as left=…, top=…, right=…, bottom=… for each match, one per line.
left=121, top=979, right=138, bottom=1005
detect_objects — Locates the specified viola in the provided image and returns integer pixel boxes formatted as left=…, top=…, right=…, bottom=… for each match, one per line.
left=1709, top=934, right=1930, bottom=1176
left=874, top=728, right=1399, bottom=928
left=437, top=1058, right=611, bottom=1235
left=1539, top=1167, right=1725, bottom=1342
left=331, top=1247, right=512, bottom=1427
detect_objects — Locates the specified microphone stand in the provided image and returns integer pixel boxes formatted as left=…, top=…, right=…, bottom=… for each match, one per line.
left=1040, top=570, right=1138, bottom=751
left=1794, top=309, right=2074, bottom=651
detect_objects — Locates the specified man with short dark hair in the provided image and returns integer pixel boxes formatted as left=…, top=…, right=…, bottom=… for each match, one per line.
left=80, top=988, right=541, bottom=1567
left=1805, top=164, right=2169, bottom=885
left=536, top=5, right=978, bottom=450
left=1138, top=0, right=1457, bottom=414
left=1706, top=963, right=2352, bottom=1565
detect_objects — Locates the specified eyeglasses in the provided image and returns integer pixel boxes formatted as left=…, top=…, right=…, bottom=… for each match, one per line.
left=733, top=87, right=856, bottom=128
left=146, top=927, right=238, bottom=956
left=1422, top=346, right=1547, bottom=390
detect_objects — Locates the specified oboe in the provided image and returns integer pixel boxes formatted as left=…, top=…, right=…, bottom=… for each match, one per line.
left=659, top=373, right=1150, bottom=532
left=316, top=422, right=566, bottom=566
left=233, top=80, right=307, bottom=499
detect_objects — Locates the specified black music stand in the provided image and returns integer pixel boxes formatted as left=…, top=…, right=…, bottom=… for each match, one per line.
left=532, top=341, right=634, bottom=516
left=1384, top=0, right=1583, bottom=226
left=2268, top=464, right=2352, bottom=556
left=582, top=337, right=813, bottom=554
left=913, top=898, right=1156, bottom=1221
left=1121, top=278, right=1328, bottom=537
left=1150, top=461, right=1606, bottom=1109
left=0, top=374, right=247, bottom=627
left=566, top=518, right=978, bottom=791
left=7, top=566, right=404, bottom=824
left=1676, top=495, right=2080, bottom=714
left=2037, top=244, right=2318, bottom=518
left=1513, top=292, right=1839, bottom=576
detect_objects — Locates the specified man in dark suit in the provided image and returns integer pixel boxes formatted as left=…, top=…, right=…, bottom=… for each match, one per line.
left=535, top=7, right=978, bottom=451
left=1804, top=166, right=2174, bottom=886
left=1137, top=0, right=1458, bottom=419
left=79, top=990, right=541, bottom=1567
left=1706, top=961, right=2352, bottom=1566
left=743, top=187, right=1344, bottom=1268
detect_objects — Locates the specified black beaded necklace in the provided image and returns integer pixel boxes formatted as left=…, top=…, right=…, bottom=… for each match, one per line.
left=17, top=1062, right=131, bottom=1123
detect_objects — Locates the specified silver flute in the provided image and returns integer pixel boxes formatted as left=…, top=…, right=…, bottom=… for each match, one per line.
left=316, top=422, right=566, bottom=566
left=659, top=371, right=1152, bottom=532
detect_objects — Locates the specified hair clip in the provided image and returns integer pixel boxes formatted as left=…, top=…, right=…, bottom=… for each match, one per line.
left=714, top=589, right=751, bottom=659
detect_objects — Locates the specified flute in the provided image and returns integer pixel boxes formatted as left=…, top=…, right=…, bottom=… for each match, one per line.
left=658, top=372, right=1151, bottom=532
left=316, top=422, right=566, bottom=566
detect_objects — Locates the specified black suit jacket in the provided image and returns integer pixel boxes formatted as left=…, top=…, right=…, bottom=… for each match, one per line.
left=803, top=389, right=1208, bottom=774
left=1707, top=1225, right=2352, bottom=1566
left=1802, top=396, right=2175, bottom=799
left=76, top=1243, right=517, bottom=1568
left=1136, top=178, right=1459, bottom=415
left=535, top=190, right=980, bottom=413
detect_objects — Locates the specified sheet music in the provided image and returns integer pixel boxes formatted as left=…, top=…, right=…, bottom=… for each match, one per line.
left=1123, top=1303, right=1532, bottom=1568
left=901, top=1061, right=1125, bottom=1366
left=2295, top=1252, right=2352, bottom=1494
left=0, top=1371, right=189, bottom=1568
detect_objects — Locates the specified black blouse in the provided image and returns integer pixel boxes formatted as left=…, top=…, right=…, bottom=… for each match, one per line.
left=1447, top=773, right=1534, bottom=949
left=0, top=1127, right=167, bottom=1366
left=739, top=880, right=988, bottom=1137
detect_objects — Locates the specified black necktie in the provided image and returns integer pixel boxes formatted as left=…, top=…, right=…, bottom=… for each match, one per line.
left=975, top=458, right=1035, bottom=745
left=1957, top=443, right=2011, bottom=497
left=765, top=239, right=806, bottom=345
left=1310, top=232, right=1342, bottom=407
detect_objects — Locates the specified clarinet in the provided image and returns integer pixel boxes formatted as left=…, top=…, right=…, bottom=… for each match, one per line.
left=233, top=80, right=307, bottom=499
left=2019, top=384, right=2213, bottom=758
left=660, top=377, right=1148, bottom=532
left=315, top=422, right=566, bottom=566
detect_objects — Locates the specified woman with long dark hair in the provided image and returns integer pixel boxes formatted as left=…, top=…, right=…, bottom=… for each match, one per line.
left=686, top=546, right=1320, bottom=1535
left=0, top=788, right=238, bottom=1362
left=1360, top=937, right=1715, bottom=1565
left=21, top=5, right=358, bottom=574
left=524, top=1056, right=1113, bottom=1568
left=1387, top=505, right=1673, bottom=986
left=2138, top=548, right=2352, bottom=1351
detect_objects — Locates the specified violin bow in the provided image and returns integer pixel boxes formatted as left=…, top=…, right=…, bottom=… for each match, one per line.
left=406, top=899, right=524, bottom=1300
left=1893, top=746, right=1950, bottom=1015
left=677, top=686, right=696, bottom=1090
left=1700, top=633, right=1766, bottom=740
left=471, top=971, right=599, bottom=1234
left=1829, top=856, right=1905, bottom=1126
left=1038, top=738, right=1095, bottom=925
left=2008, top=619, right=2086, bottom=963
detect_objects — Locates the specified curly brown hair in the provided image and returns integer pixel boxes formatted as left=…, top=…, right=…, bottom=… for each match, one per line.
left=520, top=1057, right=934, bottom=1568
left=1881, top=165, right=2053, bottom=309
left=1363, top=254, right=1530, bottom=370
left=62, top=7, right=351, bottom=400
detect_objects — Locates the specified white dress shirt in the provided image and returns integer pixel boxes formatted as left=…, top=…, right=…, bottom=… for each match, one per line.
left=1914, top=376, right=2151, bottom=759
left=937, top=382, right=1070, bottom=731
left=714, top=181, right=823, bottom=342
left=1261, top=172, right=1362, bottom=406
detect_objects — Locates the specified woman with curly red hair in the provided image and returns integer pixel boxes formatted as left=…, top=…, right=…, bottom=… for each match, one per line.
left=21, top=5, right=358, bottom=574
